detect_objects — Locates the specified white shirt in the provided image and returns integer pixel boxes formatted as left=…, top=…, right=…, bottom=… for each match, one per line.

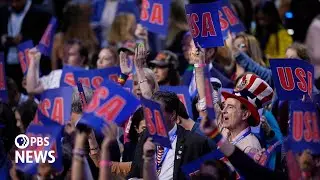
left=7, top=0, right=32, bottom=64
left=158, top=124, right=177, bottom=180
left=40, top=69, right=62, bottom=90
left=231, top=127, right=262, bottom=154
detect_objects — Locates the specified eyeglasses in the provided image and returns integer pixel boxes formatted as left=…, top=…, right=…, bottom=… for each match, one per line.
left=238, top=43, right=247, bottom=49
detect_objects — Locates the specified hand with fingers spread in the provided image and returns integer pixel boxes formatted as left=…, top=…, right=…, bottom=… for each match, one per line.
left=102, top=122, right=118, bottom=148
left=119, top=51, right=133, bottom=75
left=134, top=43, right=148, bottom=70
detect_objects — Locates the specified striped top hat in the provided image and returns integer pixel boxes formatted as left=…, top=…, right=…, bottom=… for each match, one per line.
left=222, top=73, right=274, bottom=126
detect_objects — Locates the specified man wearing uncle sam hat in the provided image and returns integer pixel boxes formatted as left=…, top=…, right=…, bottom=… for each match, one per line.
left=220, top=73, right=274, bottom=154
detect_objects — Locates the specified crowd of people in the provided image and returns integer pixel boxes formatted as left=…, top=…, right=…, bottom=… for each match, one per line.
left=0, top=0, right=320, bottom=180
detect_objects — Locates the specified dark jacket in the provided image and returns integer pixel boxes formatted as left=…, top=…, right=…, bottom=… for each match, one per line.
left=127, top=125, right=211, bottom=180
left=0, top=4, right=51, bottom=53
left=228, top=147, right=288, bottom=180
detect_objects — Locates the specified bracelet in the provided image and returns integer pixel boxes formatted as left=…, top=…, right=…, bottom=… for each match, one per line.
left=73, top=155, right=84, bottom=162
left=205, top=127, right=225, bottom=148
left=99, top=160, right=112, bottom=167
left=73, top=148, right=86, bottom=157
left=194, top=63, right=206, bottom=68
left=90, top=146, right=99, bottom=151
left=197, top=98, right=206, bottom=111
left=139, top=79, right=148, bottom=84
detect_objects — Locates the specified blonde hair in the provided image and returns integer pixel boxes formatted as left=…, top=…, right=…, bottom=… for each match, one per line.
left=108, top=13, right=136, bottom=46
left=100, top=47, right=120, bottom=66
left=235, top=33, right=266, bottom=67
left=143, top=68, right=159, bottom=94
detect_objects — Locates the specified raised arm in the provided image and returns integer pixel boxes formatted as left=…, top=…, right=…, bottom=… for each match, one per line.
left=143, top=138, right=158, bottom=180
left=225, top=32, right=272, bottom=84
left=134, top=43, right=153, bottom=99
left=192, top=46, right=207, bottom=118
left=26, top=47, right=45, bottom=94
left=118, top=51, right=133, bottom=86
left=99, top=123, right=118, bottom=180
left=71, top=127, right=93, bottom=180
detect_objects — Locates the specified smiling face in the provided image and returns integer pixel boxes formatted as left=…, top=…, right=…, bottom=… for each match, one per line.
left=221, top=98, right=249, bottom=130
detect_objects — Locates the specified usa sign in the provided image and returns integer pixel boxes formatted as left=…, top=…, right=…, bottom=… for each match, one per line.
left=270, top=59, right=314, bottom=100
left=38, top=17, right=58, bottom=57
left=17, top=40, right=34, bottom=75
left=0, top=52, right=8, bottom=103
left=141, top=97, right=171, bottom=148
left=185, top=2, right=224, bottom=48
left=73, top=67, right=121, bottom=90
left=60, top=65, right=84, bottom=87
left=288, top=101, right=320, bottom=154
left=140, top=0, right=170, bottom=35
left=39, top=87, right=73, bottom=125
left=160, top=86, right=194, bottom=119
left=219, top=0, right=245, bottom=39
left=78, top=79, right=140, bottom=134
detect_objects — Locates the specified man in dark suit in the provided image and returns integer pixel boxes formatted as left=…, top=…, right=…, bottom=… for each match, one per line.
left=0, top=0, right=51, bottom=90
left=127, top=91, right=212, bottom=180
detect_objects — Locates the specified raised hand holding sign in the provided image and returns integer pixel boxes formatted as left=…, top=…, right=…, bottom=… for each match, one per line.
left=141, top=97, right=171, bottom=148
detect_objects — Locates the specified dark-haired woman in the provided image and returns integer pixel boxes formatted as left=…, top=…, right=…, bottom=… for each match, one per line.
left=122, top=108, right=146, bottom=162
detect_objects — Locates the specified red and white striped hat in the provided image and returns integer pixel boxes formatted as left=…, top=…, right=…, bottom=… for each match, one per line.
left=222, top=73, right=274, bottom=126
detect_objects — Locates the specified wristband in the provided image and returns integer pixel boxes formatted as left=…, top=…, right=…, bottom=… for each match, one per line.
left=90, top=146, right=99, bottom=151
left=118, top=73, right=129, bottom=86
left=73, top=148, right=86, bottom=157
left=205, top=127, right=225, bottom=148
left=194, top=63, right=206, bottom=68
left=99, top=160, right=112, bottom=167
left=197, top=98, right=206, bottom=111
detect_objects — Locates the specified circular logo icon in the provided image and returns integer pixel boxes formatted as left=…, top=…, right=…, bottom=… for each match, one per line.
left=15, top=134, right=29, bottom=149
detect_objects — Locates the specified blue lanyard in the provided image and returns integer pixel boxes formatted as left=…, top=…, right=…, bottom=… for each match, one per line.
left=156, top=134, right=177, bottom=172
left=232, top=129, right=251, bottom=145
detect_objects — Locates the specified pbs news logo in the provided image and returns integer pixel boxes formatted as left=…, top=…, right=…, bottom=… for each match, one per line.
left=15, top=134, right=55, bottom=164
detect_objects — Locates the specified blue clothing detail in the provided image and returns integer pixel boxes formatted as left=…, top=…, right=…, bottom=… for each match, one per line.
left=0, top=141, right=10, bottom=180
left=235, top=52, right=273, bottom=85
left=261, top=110, right=283, bottom=170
